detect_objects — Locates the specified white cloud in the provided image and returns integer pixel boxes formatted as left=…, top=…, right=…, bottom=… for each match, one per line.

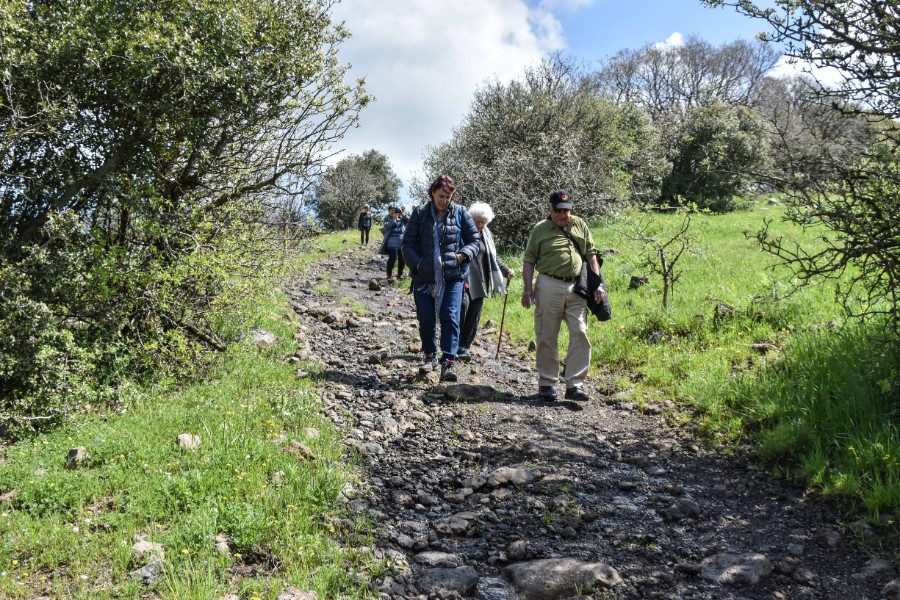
left=538, top=0, right=598, bottom=10
left=769, top=55, right=844, bottom=88
left=329, top=0, right=566, bottom=194
left=654, top=32, right=684, bottom=50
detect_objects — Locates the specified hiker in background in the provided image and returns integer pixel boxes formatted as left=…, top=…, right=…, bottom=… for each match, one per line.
left=358, top=203, right=372, bottom=246
left=402, top=174, right=480, bottom=383
left=379, top=205, right=408, bottom=279
left=520, top=189, right=606, bottom=402
left=457, top=202, right=514, bottom=361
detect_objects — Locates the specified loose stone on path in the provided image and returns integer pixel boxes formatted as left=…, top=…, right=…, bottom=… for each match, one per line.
left=505, top=558, right=622, bottom=600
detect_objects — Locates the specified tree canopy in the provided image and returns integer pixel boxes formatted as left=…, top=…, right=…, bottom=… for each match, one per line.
left=418, top=56, right=666, bottom=247
left=661, top=102, right=771, bottom=209
left=0, top=0, right=368, bottom=430
left=312, top=149, right=401, bottom=229
left=594, top=36, right=779, bottom=208
left=595, top=36, right=780, bottom=120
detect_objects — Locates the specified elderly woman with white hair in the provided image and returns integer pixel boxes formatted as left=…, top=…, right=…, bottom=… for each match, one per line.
left=457, top=202, right=515, bottom=361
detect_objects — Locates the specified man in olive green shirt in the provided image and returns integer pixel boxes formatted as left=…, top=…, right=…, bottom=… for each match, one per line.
left=521, top=190, right=606, bottom=401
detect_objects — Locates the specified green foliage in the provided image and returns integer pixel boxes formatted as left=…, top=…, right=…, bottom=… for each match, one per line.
left=754, top=75, right=873, bottom=190
left=418, top=55, right=666, bottom=248
left=662, top=103, right=771, bottom=209
left=759, top=156, right=900, bottom=339
left=596, top=36, right=779, bottom=208
left=313, top=150, right=402, bottom=230
left=358, top=150, right=404, bottom=210
left=0, top=291, right=379, bottom=598
left=727, top=322, right=900, bottom=514
left=0, top=0, right=369, bottom=428
left=704, top=0, right=900, bottom=341
left=0, top=213, right=124, bottom=433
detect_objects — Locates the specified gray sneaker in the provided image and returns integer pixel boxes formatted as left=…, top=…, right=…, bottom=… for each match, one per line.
left=538, top=386, right=557, bottom=401
left=440, top=361, right=458, bottom=382
left=418, top=354, right=438, bottom=374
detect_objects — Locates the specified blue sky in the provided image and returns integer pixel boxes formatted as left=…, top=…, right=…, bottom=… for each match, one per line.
left=329, top=0, right=782, bottom=201
left=556, top=0, right=769, bottom=62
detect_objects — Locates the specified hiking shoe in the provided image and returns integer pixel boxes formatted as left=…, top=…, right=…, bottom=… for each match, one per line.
left=418, top=354, right=438, bottom=374
left=456, top=347, right=471, bottom=362
left=564, top=385, right=590, bottom=401
left=538, top=386, right=558, bottom=401
left=440, top=360, right=458, bottom=382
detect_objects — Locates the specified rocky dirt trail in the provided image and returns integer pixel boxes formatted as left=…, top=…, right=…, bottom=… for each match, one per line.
left=287, top=245, right=898, bottom=600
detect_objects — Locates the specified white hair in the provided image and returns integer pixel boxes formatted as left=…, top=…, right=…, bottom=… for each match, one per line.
left=468, top=202, right=495, bottom=224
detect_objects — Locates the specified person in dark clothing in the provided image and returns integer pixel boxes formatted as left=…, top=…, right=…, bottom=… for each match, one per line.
left=457, top=202, right=515, bottom=361
left=401, top=175, right=480, bottom=383
left=379, top=205, right=408, bottom=279
left=358, top=203, right=372, bottom=245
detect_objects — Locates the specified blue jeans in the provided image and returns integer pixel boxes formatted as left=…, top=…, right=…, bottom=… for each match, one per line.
left=413, top=279, right=464, bottom=361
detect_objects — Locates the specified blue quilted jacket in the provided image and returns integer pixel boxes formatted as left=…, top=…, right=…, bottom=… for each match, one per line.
left=401, top=201, right=480, bottom=283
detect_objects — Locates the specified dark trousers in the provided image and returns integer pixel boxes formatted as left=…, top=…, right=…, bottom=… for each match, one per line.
left=459, top=288, right=484, bottom=350
left=360, top=227, right=370, bottom=245
left=386, top=249, right=405, bottom=277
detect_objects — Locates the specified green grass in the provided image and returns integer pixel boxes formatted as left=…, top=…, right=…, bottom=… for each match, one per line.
left=3, top=211, right=899, bottom=600
left=341, top=298, right=372, bottom=316
left=483, top=200, right=900, bottom=515
left=728, top=322, right=900, bottom=513
left=0, top=231, right=381, bottom=599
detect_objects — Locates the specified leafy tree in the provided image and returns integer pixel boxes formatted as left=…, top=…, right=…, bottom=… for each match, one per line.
left=753, top=74, right=873, bottom=189
left=417, top=56, right=667, bottom=247
left=314, top=160, right=377, bottom=230
left=704, top=0, right=900, bottom=338
left=312, top=150, right=401, bottom=229
left=0, top=0, right=368, bottom=431
left=594, top=37, right=779, bottom=209
left=661, top=102, right=772, bottom=209
left=358, top=149, right=403, bottom=209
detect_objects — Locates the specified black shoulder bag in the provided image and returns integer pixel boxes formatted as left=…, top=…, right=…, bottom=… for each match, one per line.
left=560, top=226, right=612, bottom=322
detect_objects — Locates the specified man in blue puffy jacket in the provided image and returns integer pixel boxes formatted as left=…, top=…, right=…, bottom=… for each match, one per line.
left=402, top=175, right=480, bottom=382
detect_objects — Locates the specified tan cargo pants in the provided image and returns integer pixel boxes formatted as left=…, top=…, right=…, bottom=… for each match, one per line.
left=533, top=273, right=591, bottom=388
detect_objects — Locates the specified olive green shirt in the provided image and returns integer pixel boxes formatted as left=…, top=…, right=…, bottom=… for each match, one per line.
left=522, top=216, right=597, bottom=278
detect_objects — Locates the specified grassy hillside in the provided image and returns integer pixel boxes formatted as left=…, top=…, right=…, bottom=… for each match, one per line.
left=483, top=200, right=900, bottom=516
left=0, top=233, right=383, bottom=599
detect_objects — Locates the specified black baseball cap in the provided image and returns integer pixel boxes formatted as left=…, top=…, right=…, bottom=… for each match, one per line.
left=549, top=189, right=573, bottom=210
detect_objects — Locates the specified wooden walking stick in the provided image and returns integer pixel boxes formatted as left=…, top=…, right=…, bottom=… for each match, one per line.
left=495, top=289, right=510, bottom=359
